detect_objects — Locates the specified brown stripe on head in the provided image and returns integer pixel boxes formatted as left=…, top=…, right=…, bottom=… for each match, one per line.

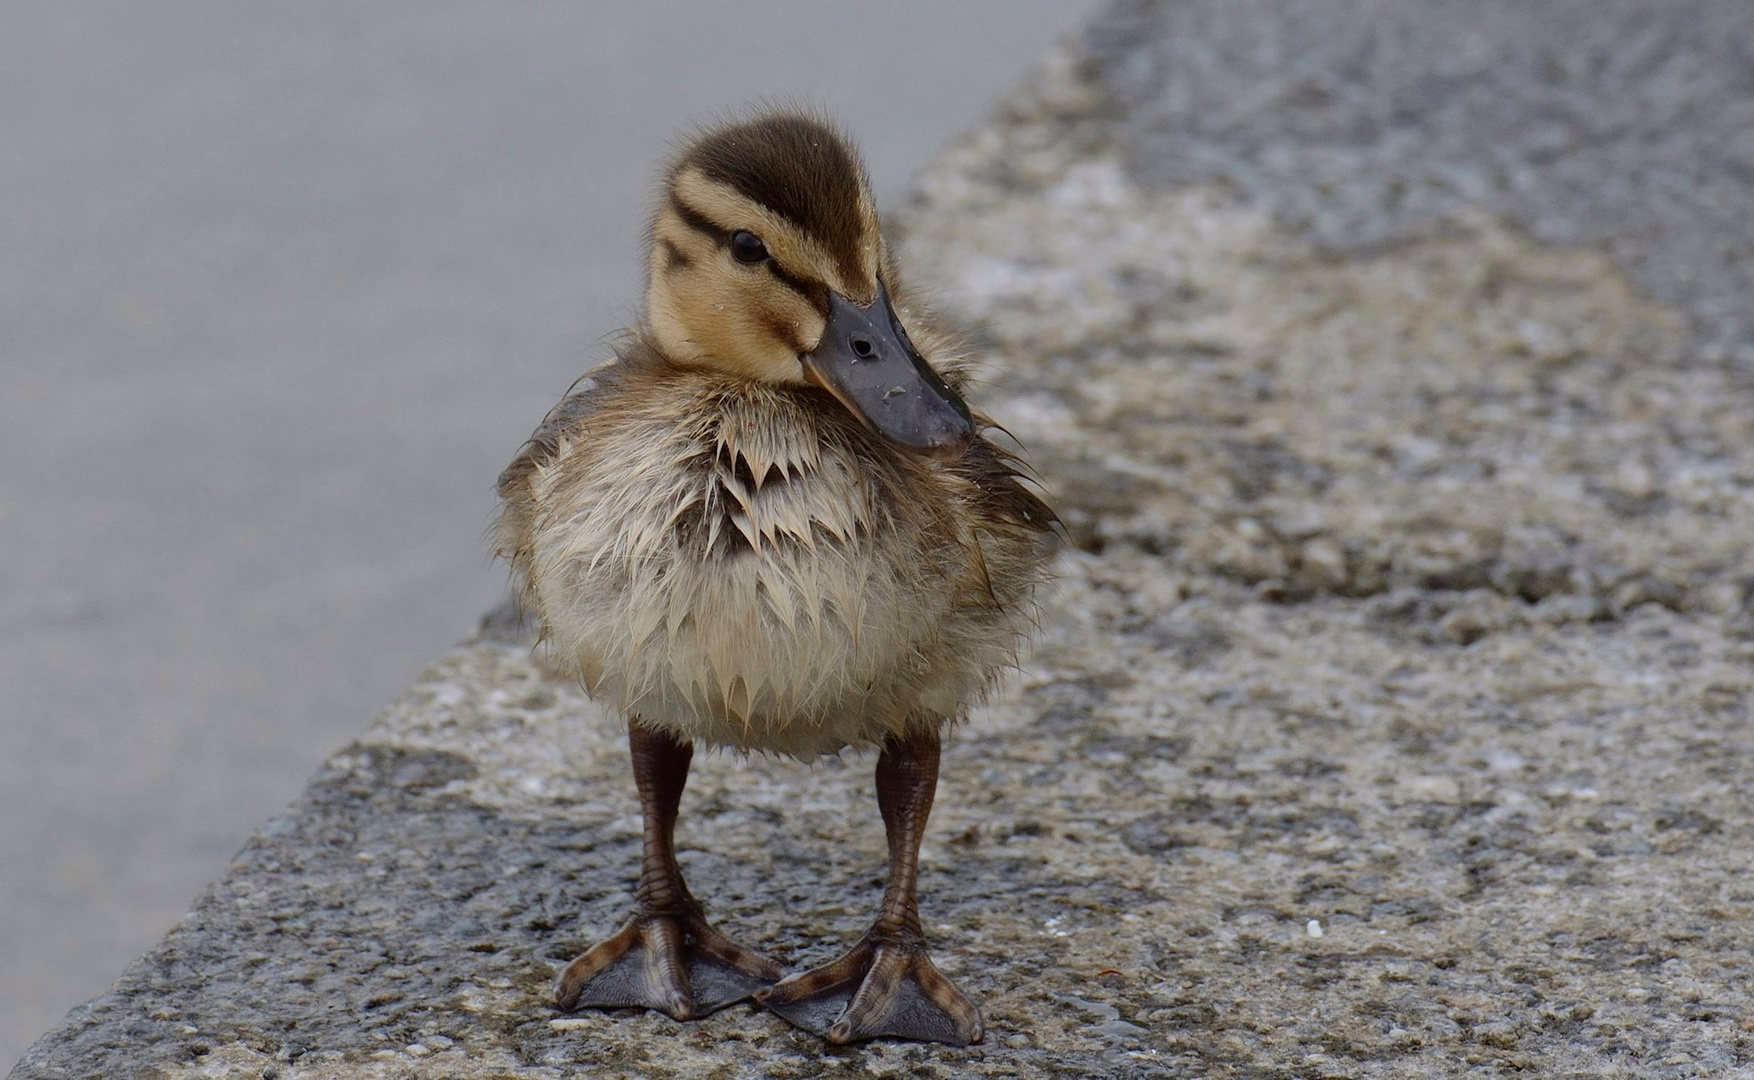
left=678, top=112, right=877, bottom=290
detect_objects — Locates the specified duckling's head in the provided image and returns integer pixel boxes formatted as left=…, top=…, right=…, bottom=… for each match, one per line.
left=645, top=111, right=973, bottom=459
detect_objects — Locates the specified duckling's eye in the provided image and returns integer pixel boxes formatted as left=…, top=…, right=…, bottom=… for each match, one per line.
left=730, top=230, right=769, bottom=264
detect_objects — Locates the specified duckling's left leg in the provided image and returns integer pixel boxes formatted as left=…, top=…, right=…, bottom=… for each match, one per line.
left=554, top=721, right=784, bottom=1020
left=757, top=727, right=983, bottom=1045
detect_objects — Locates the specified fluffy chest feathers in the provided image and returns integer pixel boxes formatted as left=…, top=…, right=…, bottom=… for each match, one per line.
left=501, top=357, right=1043, bottom=757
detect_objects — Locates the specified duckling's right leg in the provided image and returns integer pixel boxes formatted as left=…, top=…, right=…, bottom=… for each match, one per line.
left=554, top=721, right=783, bottom=1020
left=756, top=728, right=983, bottom=1045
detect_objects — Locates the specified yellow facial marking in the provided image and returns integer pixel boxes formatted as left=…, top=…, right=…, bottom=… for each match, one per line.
left=644, top=166, right=885, bottom=385
left=672, top=168, right=874, bottom=300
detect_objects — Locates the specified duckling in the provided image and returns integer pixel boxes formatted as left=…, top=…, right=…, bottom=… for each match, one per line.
left=495, top=111, right=1055, bottom=1046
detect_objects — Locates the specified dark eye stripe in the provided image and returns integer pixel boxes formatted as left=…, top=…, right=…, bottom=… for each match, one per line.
left=767, top=261, right=830, bottom=312
left=669, top=192, right=830, bottom=311
left=669, top=193, right=725, bottom=240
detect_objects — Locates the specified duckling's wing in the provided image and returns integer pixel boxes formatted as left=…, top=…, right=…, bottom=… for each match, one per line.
left=497, top=377, right=605, bottom=503
left=951, top=432, right=1060, bottom=538
left=493, top=367, right=620, bottom=594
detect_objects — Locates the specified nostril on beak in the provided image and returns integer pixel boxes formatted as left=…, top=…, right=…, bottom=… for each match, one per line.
left=850, top=334, right=875, bottom=359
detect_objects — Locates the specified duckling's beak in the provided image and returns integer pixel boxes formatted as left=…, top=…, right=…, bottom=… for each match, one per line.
left=802, top=283, right=974, bottom=460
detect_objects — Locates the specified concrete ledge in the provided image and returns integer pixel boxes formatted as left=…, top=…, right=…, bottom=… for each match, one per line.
left=18, top=3, right=1754, bottom=1076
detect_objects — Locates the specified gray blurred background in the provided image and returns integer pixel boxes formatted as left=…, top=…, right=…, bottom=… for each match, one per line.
left=0, top=1, right=1100, bottom=1063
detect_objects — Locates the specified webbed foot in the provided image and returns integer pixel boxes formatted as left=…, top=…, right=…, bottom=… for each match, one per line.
left=555, top=907, right=783, bottom=1020
left=755, top=933, right=982, bottom=1046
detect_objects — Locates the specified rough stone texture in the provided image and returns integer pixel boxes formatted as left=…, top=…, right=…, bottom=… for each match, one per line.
left=17, top=2, right=1754, bottom=1077
left=1084, top=0, right=1754, bottom=352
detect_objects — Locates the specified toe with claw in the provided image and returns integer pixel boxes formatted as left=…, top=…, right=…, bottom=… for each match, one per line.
left=555, top=904, right=783, bottom=1019
left=756, top=932, right=981, bottom=1045
left=757, top=729, right=982, bottom=1045
left=552, top=724, right=782, bottom=1021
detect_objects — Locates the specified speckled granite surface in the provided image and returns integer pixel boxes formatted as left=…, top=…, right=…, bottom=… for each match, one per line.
left=17, top=2, right=1754, bottom=1077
